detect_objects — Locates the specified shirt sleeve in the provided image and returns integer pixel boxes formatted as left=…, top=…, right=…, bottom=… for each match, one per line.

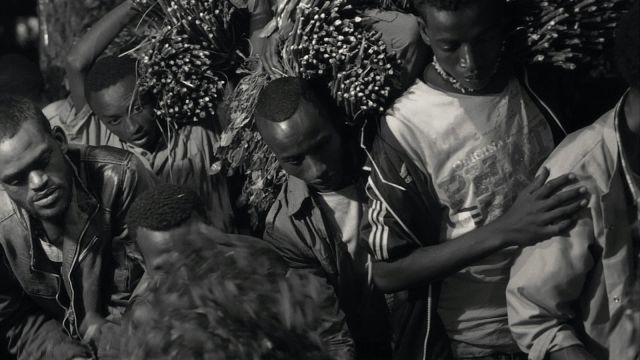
left=507, top=199, right=595, bottom=359
left=360, top=115, right=440, bottom=262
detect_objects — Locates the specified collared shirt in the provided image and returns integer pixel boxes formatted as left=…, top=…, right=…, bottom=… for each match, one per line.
left=263, top=175, right=391, bottom=359
left=44, top=97, right=235, bottom=232
left=507, top=93, right=639, bottom=360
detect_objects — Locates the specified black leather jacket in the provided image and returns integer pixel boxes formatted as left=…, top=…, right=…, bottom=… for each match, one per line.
left=0, top=144, right=157, bottom=359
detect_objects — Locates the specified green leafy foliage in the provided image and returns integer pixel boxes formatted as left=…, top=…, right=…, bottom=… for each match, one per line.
left=114, top=226, right=332, bottom=360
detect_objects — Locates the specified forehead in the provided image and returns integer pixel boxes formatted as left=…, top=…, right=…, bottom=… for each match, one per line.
left=262, top=99, right=339, bottom=157
left=424, top=1, right=503, bottom=37
left=88, top=76, right=137, bottom=115
left=0, top=120, right=51, bottom=171
left=135, top=227, right=175, bottom=256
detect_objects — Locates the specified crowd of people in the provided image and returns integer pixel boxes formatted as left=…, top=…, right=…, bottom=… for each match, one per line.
left=0, top=0, right=638, bottom=359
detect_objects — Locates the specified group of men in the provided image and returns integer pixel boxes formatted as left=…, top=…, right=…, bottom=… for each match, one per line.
left=0, top=0, right=637, bottom=359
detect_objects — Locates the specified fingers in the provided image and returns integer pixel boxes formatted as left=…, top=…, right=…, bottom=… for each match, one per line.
left=535, top=172, right=577, bottom=199
left=541, top=186, right=588, bottom=210
left=543, top=218, right=576, bottom=237
left=527, top=167, right=550, bottom=192
left=541, top=199, right=588, bottom=224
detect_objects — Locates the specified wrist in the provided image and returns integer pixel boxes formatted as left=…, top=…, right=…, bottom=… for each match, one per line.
left=484, top=220, right=513, bottom=248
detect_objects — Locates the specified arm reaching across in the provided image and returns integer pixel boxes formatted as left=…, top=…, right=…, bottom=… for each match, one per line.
left=363, top=167, right=588, bottom=293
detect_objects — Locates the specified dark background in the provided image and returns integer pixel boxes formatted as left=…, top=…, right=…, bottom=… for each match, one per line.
left=1, top=0, right=39, bottom=62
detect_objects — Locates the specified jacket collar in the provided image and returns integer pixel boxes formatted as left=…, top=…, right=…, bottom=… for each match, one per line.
left=285, top=176, right=313, bottom=217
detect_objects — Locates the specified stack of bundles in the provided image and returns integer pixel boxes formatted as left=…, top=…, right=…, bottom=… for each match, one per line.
left=116, top=226, right=331, bottom=359
left=130, top=0, right=250, bottom=128
left=507, top=0, right=633, bottom=74
left=216, top=0, right=403, bottom=227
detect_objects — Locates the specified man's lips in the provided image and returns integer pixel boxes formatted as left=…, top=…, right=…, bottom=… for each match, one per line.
left=33, top=187, right=60, bottom=207
left=130, top=133, right=148, bottom=144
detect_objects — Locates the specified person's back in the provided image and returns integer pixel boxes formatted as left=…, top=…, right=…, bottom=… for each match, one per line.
left=361, top=0, right=589, bottom=358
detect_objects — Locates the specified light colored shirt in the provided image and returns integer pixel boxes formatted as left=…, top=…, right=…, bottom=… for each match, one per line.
left=384, top=78, right=554, bottom=356
left=316, top=185, right=368, bottom=274
left=44, top=98, right=235, bottom=232
left=507, top=93, right=639, bottom=360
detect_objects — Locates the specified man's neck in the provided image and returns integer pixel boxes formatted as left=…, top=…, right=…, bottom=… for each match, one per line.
left=40, top=216, right=66, bottom=245
left=39, top=183, right=77, bottom=246
left=423, top=64, right=512, bottom=96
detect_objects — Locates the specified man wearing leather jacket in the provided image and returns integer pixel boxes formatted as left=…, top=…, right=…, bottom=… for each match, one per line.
left=0, top=95, right=157, bottom=359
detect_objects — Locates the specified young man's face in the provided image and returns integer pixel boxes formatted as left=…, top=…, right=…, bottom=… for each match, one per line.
left=0, top=118, right=72, bottom=220
left=260, top=99, right=347, bottom=192
left=88, top=75, right=160, bottom=151
left=420, top=0, right=506, bottom=91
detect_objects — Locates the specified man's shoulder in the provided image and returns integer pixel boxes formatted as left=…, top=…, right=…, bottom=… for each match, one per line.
left=386, top=80, right=437, bottom=123
left=0, top=191, right=17, bottom=225
left=42, top=98, right=71, bottom=120
left=544, top=107, right=617, bottom=177
left=71, top=144, right=134, bottom=165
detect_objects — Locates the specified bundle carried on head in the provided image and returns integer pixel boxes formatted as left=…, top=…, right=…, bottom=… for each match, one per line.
left=116, top=225, right=332, bottom=359
left=274, top=0, right=402, bottom=123
left=215, top=0, right=403, bottom=227
left=130, top=0, right=249, bottom=128
left=506, top=0, right=634, bottom=74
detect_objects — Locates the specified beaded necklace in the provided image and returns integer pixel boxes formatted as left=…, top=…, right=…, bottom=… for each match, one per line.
left=432, top=56, right=475, bottom=94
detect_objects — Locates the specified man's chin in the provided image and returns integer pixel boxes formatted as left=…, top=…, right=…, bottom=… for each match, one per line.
left=31, top=204, right=69, bottom=221
left=461, top=78, right=493, bottom=92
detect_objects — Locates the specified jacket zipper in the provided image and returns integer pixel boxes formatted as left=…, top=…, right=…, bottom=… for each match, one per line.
left=367, top=178, right=433, bottom=359
left=67, top=205, right=100, bottom=338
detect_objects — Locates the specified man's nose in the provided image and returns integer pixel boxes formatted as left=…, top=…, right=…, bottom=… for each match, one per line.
left=126, top=116, right=145, bottom=135
left=308, top=159, right=328, bottom=180
left=28, top=170, right=48, bottom=190
left=459, top=44, right=478, bottom=72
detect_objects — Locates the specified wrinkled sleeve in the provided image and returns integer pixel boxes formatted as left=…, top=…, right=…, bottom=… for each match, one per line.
left=44, top=97, right=120, bottom=148
left=115, top=153, right=159, bottom=240
left=507, top=202, right=595, bottom=359
left=0, top=254, right=91, bottom=360
left=361, top=178, right=421, bottom=262
left=360, top=117, right=438, bottom=263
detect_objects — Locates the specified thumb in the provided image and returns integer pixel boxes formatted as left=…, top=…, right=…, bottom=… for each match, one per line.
left=529, top=166, right=550, bottom=191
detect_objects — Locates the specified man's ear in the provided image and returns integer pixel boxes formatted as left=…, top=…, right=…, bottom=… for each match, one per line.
left=417, top=17, right=431, bottom=47
left=52, top=126, right=68, bottom=153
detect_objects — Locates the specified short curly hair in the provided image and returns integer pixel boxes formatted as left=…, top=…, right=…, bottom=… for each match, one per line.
left=126, top=184, right=208, bottom=233
left=615, top=0, right=640, bottom=89
left=0, top=94, right=51, bottom=141
left=84, top=55, right=137, bottom=95
left=254, top=77, right=340, bottom=125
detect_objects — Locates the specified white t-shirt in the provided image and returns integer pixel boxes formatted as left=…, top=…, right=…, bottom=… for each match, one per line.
left=384, top=78, right=554, bottom=356
left=315, top=184, right=368, bottom=274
